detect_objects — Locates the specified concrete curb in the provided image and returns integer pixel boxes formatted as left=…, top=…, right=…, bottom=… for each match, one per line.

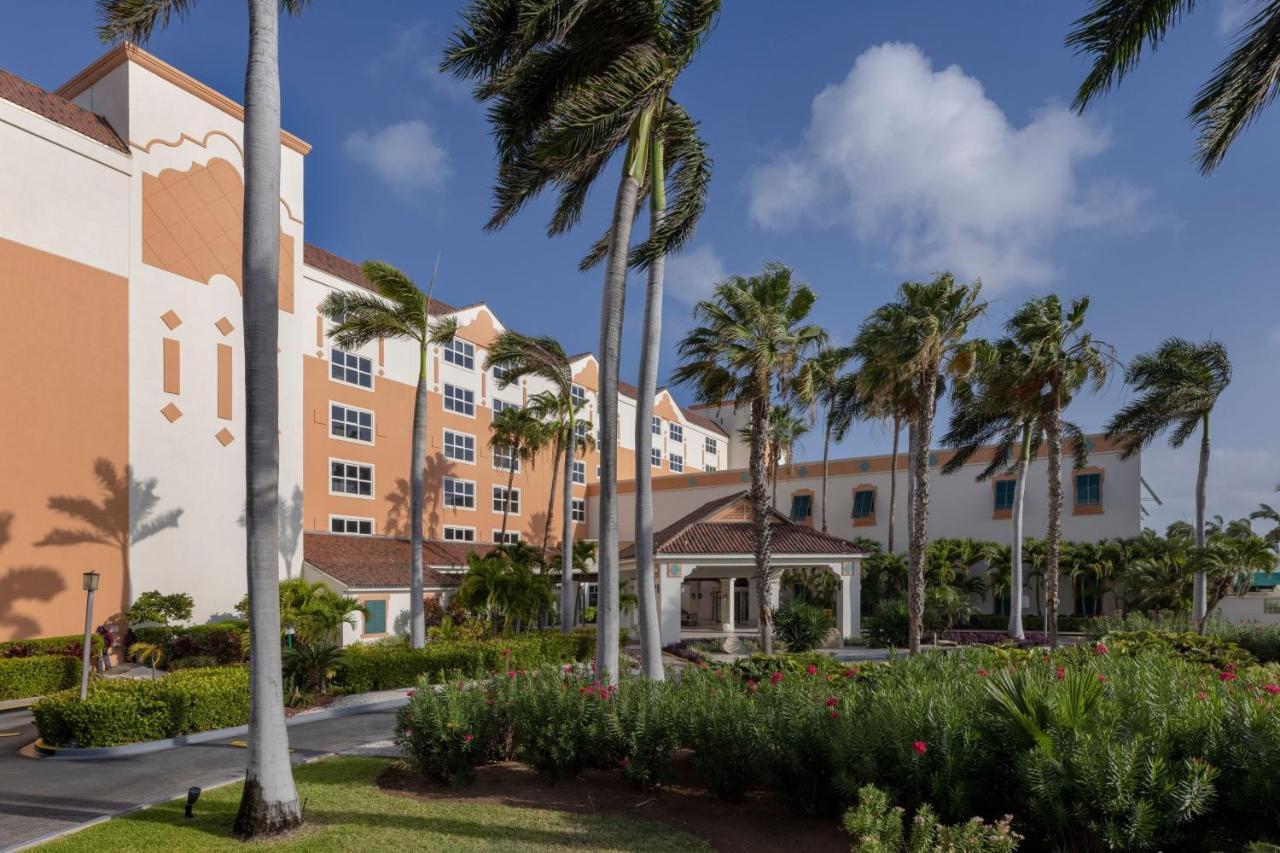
left=35, top=696, right=409, bottom=760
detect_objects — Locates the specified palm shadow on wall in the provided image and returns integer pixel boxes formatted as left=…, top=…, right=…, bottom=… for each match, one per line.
left=237, top=485, right=305, bottom=579
left=0, top=510, right=67, bottom=638
left=385, top=455, right=454, bottom=539
left=34, top=458, right=183, bottom=614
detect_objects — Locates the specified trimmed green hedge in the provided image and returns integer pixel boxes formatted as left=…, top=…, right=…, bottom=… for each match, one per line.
left=0, top=656, right=81, bottom=701
left=33, top=666, right=250, bottom=748
left=0, top=633, right=104, bottom=659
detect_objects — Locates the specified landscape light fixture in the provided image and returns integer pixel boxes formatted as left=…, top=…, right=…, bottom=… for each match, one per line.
left=185, top=786, right=202, bottom=818
left=79, top=571, right=100, bottom=701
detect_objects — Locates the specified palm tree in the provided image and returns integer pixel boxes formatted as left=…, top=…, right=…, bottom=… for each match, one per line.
left=850, top=363, right=912, bottom=554
left=1068, top=0, right=1280, bottom=173
left=673, top=263, right=826, bottom=654
left=488, top=405, right=550, bottom=541
left=321, top=261, right=458, bottom=650
left=1252, top=486, right=1280, bottom=551
left=526, top=390, right=594, bottom=570
left=98, top=0, right=310, bottom=835
left=764, top=405, right=810, bottom=511
left=852, top=274, right=986, bottom=654
left=1106, top=338, right=1230, bottom=630
left=795, top=346, right=855, bottom=533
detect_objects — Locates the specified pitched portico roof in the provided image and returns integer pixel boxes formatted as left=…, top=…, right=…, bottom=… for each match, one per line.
left=303, top=532, right=479, bottom=589
left=620, top=491, right=864, bottom=559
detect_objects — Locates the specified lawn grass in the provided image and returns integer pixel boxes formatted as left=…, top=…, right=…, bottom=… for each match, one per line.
left=37, top=757, right=712, bottom=852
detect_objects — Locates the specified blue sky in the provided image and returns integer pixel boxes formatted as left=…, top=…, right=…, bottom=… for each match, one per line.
left=4, top=1, right=1276, bottom=531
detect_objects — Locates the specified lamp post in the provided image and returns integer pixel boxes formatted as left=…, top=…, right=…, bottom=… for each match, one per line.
left=80, top=570, right=99, bottom=701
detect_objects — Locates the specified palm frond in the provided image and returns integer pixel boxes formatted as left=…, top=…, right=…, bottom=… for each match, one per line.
left=1066, top=0, right=1196, bottom=112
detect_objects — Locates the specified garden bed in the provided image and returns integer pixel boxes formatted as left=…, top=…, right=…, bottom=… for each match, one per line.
left=379, top=754, right=846, bottom=853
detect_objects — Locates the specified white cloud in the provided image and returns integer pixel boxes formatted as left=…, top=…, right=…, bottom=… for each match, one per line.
left=344, top=120, right=451, bottom=195
left=747, top=42, right=1142, bottom=291
left=662, top=244, right=726, bottom=306
left=371, top=21, right=473, bottom=101
left=1142, top=444, right=1279, bottom=531
left=1219, top=0, right=1255, bottom=35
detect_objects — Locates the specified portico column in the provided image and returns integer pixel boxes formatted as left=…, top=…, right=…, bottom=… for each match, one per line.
left=722, top=577, right=736, bottom=631
left=767, top=569, right=780, bottom=611
left=839, top=560, right=861, bottom=638
left=658, top=561, right=683, bottom=646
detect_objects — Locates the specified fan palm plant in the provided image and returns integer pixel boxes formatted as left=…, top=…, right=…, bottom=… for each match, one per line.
left=744, top=405, right=812, bottom=512
left=321, top=261, right=458, bottom=650
left=1068, top=0, right=1280, bottom=173
left=852, top=274, right=986, bottom=653
left=488, top=405, right=551, bottom=541
left=98, top=0, right=310, bottom=835
left=443, top=0, right=719, bottom=684
left=1106, top=337, right=1230, bottom=630
left=673, top=263, right=827, bottom=653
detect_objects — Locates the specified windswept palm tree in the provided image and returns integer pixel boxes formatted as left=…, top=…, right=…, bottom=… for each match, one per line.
left=1106, top=338, right=1230, bottom=630
left=488, top=405, right=551, bottom=541
left=321, top=261, right=458, bottom=650
left=1252, top=485, right=1280, bottom=550
left=526, top=390, right=594, bottom=571
left=443, top=0, right=720, bottom=684
left=794, top=345, right=855, bottom=533
left=673, top=263, right=826, bottom=654
left=99, top=0, right=310, bottom=834
left=1068, top=0, right=1280, bottom=173
left=852, top=274, right=986, bottom=654
left=752, top=405, right=810, bottom=511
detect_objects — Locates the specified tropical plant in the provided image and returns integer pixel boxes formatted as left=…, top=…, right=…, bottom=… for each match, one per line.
left=852, top=274, right=986, bottom=653
left=772, top=599, right=835, bottom=652
left=1253, top=486, right=1280, bottom=550
left=443, top=0, right=721, bottom=685
left=794, top=344, right=856, bottom=533
left=98, top=0, right=308, bottom=834
left=756, top=404, right=810, bottom=511
left=128, top=641, right=165, bottom=678
left=282, top=641, right=344, bottom=696
left=236, top=578, right=363, bottom=645
left=488, top=405, right=551, bottom=541
left=124, top=590, right=194, bottom=627
left=321, top=261, right=458, bottom=649
left=455, top=549, right=555, bottom=635
left=673, top=264, right=827, bottom=653
left=1107, top=338, right=1230, bottom=630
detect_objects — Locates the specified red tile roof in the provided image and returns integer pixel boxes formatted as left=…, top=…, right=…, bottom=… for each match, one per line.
left=303, top=532, right=485, bottom=589
left=303, top=243, right=459, bottom=313
left=0, top=68, right=127, bottom=154
left=621, top=491, right=864, bottom=559
left=682, top=406, right=729, bottom=437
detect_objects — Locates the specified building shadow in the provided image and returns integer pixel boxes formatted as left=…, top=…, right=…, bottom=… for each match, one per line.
left=238, top=484, right=307, bottom=579
left=386, top=455, right=454, bottom=539
left=0, top=511, right=68, bottom=638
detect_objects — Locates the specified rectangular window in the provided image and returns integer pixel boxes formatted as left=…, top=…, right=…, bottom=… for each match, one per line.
left=493, top=444, right=520, bottom=472
left=669, top=422, right=683, bottom=444
left=706, top=465, right=717, bottom=473
left=571, top=385, right=587, bottom=408
left=493, top=531, right=520, bottom=545
left=790, top=494, right=813, bottom=521
left=443, top=383, right=475, bottom=416
left=443, top=525, right=475, bottom=542
left=330, top=348, right=372, bottom=389
left=651, top=447, right=662, bottom=468
left=330, top=460, right=373, bottom=497
left=994, top=479, right=1017, bottom=512
left=443, top=477, right=475, bottom=509
left=651, top=416, right=662, bottom=436
left=330, top=403, right=373, bottom=443
left=853, top=489, right=876, bottom=519
left=1075, top=473, right=1102, bottom=506
left=492, top=360, right=515, bottom=384
left=572, top=460, right=586, bottom=485
left=492, top=486, right=520, bottom=515
left=704, top=436, right=717, bottom=455
left=443, top=429, right=476, bottom=463
left=330, top=516, right=373, bottom=535
left=669, top=453, right=684, bottom=473
left=492, top=398, right=518, bottom=414
left=443, top=338, right=475, bottom=370
left=572, top=498, right=586, bottom=522
left=362, top=599, right=387, bottom=636
left=575, top=420, right=589, bottom=441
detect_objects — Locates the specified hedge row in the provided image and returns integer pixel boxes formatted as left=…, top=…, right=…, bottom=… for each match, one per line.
left=0, top=633, right=104, bottom=660
left=33, top=666, right=250, bottom=748
left=958, top=613, right=1096, bottom=633
left=132, top=622, right=248, bottom=665
left=0, top=656, right=81, bottom=701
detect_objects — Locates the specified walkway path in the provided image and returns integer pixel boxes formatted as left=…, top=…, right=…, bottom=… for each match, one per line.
left=0, top=705, right=401, bottom=851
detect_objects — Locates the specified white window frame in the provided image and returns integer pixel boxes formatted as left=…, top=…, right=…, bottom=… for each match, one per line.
left=329, top=514, right=373, bottom=535
left=706, top=465, right=718, bottom=473
left=443, top=428, right=476, bottom=464
left=493, top=530, right=520, bottom=545
left=330, top=347, right=373, bottom=390
left=443, top=476, right=476, bottom=510
left=571, top=384, right=587, bottom=408
left=493, top=444, right=521, bottom=472
left=669, top=453, right=684, bottom=473
left=443, top=525, right=476, bottom=542
left=492, top=485, right=521, bottom=515
left=443, top=383, right=476, bottom=417
left=651, top=416, right=662, bottom=436
left=329, top=401, right=375, bottom=445
left=492, top=397, right=519, bottom=415
left=328, top=458, right=374, bottom=500
left=669, top=422, right=684, bottom=444
left=443, top=338, right=476, bottom=370
left=651, top=447, right=662, bottom=468
left=571, top=498, right=586, bottom=522
left=704, top=435, right=717, bottom=455
left=492, top=360, right=516, bottom=385
left=572, top=460, right=586, bottom=485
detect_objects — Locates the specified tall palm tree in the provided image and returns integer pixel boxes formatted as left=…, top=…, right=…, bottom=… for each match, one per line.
left=1252, top=485, right=1280, bottom=551
left=1106, top=338, right=1230, bottom=630
left=321, top=262, right=458, bottom=650
left=755, top=405, right=810, bottom=511
left=673, top=263, right=826, bottom=654
left=794, top=345, right=856, bottom=533
left=850, top=364, right=913, bottom=554
left=1068, top=0, right=1280, bottom=173
left=526, top=390, right=594, bottom=569
left=98, top=0, right=310, bottom=835
left=488, top=405, right=550, bottom=541
left=852, top=274, right=986, bottom=654
left=443, top=0, right=719, bottom=684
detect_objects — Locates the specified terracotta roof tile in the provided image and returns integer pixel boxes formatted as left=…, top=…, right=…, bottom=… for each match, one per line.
left=303, top=243, right=458, bottom=313
left=303, top=532, right=486, bottom=588
left=681, top=406, right=729, bottom=437
left=0, top=68, right=127, bottom=154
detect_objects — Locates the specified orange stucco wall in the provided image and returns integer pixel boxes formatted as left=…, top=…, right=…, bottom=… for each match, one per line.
left=0, top=238, right=129, bottom=640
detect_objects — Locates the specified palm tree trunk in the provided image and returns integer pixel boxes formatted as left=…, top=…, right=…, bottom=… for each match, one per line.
left=500, top=457, right=515, bottom=540
left=542, top=433, right=563, bottom=562
left=633, top=141, right=666, bottom=681
left=233, top=0, right=302, bottom=837
left=1008, top=423, right=1031, bottom=641
left=820, top=416, right=831, bottom=533
left=407, top=344, right=428, bottom=650
left=906, top=373, right=936, bottom=655
left=595, top=111, right=650, bottom=682
left=1193, top=413, right=1210, bottom=631
left=888, top=415, right=900, bottom=553
left=1044, top=398, right=1063, bottom=649
left=750, top=374, right=776, bottom=654
left=560, top=421, right=576, bottom=634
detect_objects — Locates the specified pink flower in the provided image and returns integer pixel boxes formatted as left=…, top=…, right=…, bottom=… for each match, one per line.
left=825, top=696, right=839, bottom=707
left=843, top=668, right=859, bottom=679
left=1264, top=684, right=1280, bottom=695
left=747, top=679, right=759, bottom=694
left=829, top=710, right=840, bottom=720
left=1097, top=674, right=1106, bottom=683
left=563, top=664, right=573, bottom=673
left=407, top=689, right=416, bottom=698
left=912, top=740, right=927, bottom=756
left=1055, top=667, right=1066, bottom=681
left=1197, top=691, right=1209, bottom=701
left=618, top=757, right=630, bottom=768
left=770, top=671, right=784, bottom=685
left=806, top=664, right=818, bottom=676
left=1094, top=642, right=1109, bottom=656
left=1220, top=671, right=1238, bottom=682
left=462, top=734, right=474, bottom=743
left=977, top=668, right=989, bottom=678
left=507, top=670, right=517, bottom=679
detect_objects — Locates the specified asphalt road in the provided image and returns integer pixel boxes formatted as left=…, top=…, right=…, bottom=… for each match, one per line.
left=0, top=707, right=399, bottom=851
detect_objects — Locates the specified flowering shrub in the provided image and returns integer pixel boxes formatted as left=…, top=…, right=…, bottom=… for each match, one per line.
left=843, top=784, right=1021, bottom=852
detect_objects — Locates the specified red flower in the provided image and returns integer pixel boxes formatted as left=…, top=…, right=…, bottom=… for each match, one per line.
left=462, top=734, right=474, bottom=743
left=507, top=670, right=517, bottom=679
left=1094, top=642, right=1109, bottom=655
left=770, top=671, right=784, bottom=685
left=1097, top=674, right=1106, bottom=683
left=1264, top=684, right=1280, bottom=695
left=1197, top=691, right=1209, bottom=701
left=825, top=695, right=839, bottom=707
left=563, top=664, right=573, bottom=673
left=912, top=740, right=927, bottom=756
left=1055, top=667, right=1066, bottom=681
left=1220, top=671, right=1238, bottom=682
left=806, top=664, right=818, bottom=676
left=502, top=647, right=512, bottom=657
left=843, top=667, right=860, bottom=679
left=407, top=689, right=416, bottom=698
left=977, top=668, right=989, bottom=678
left=747, top=678, right=759, bottom=694
left=618, top=757, right=630, bottom=768
left=829, top=710, right=840, bottom=720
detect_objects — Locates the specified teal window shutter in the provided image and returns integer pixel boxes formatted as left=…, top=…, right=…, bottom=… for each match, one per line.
left=363, top=599, right=387, bottom=634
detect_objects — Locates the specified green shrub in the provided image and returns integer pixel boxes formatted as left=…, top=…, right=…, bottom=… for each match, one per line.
left=396, top=682, right=501, bottom=785
left=863, top=600, right=910, bottom=648
left=843, top=785, right=1021, bottom=852
left=512, top=672, right=613, bottom=780
left=1100, top=629, right=1255, bottom=669
left=681, top=667, right=761, bottom=799
left=0, top=655, right=81, bottom=701
left=773, top=599, right=835, bottom=652
left=132, top=622, right=247, bottom=666
left=124, top=590, right=194, bottom=625
left=33, top=666, right=249, bottom=747
left=0, top=633, right=103, bottom=660
left=602, top=679, right=682, bottom=790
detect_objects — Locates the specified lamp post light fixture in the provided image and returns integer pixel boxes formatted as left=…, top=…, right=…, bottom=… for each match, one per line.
left=79, top=570, right=100, bottom=701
